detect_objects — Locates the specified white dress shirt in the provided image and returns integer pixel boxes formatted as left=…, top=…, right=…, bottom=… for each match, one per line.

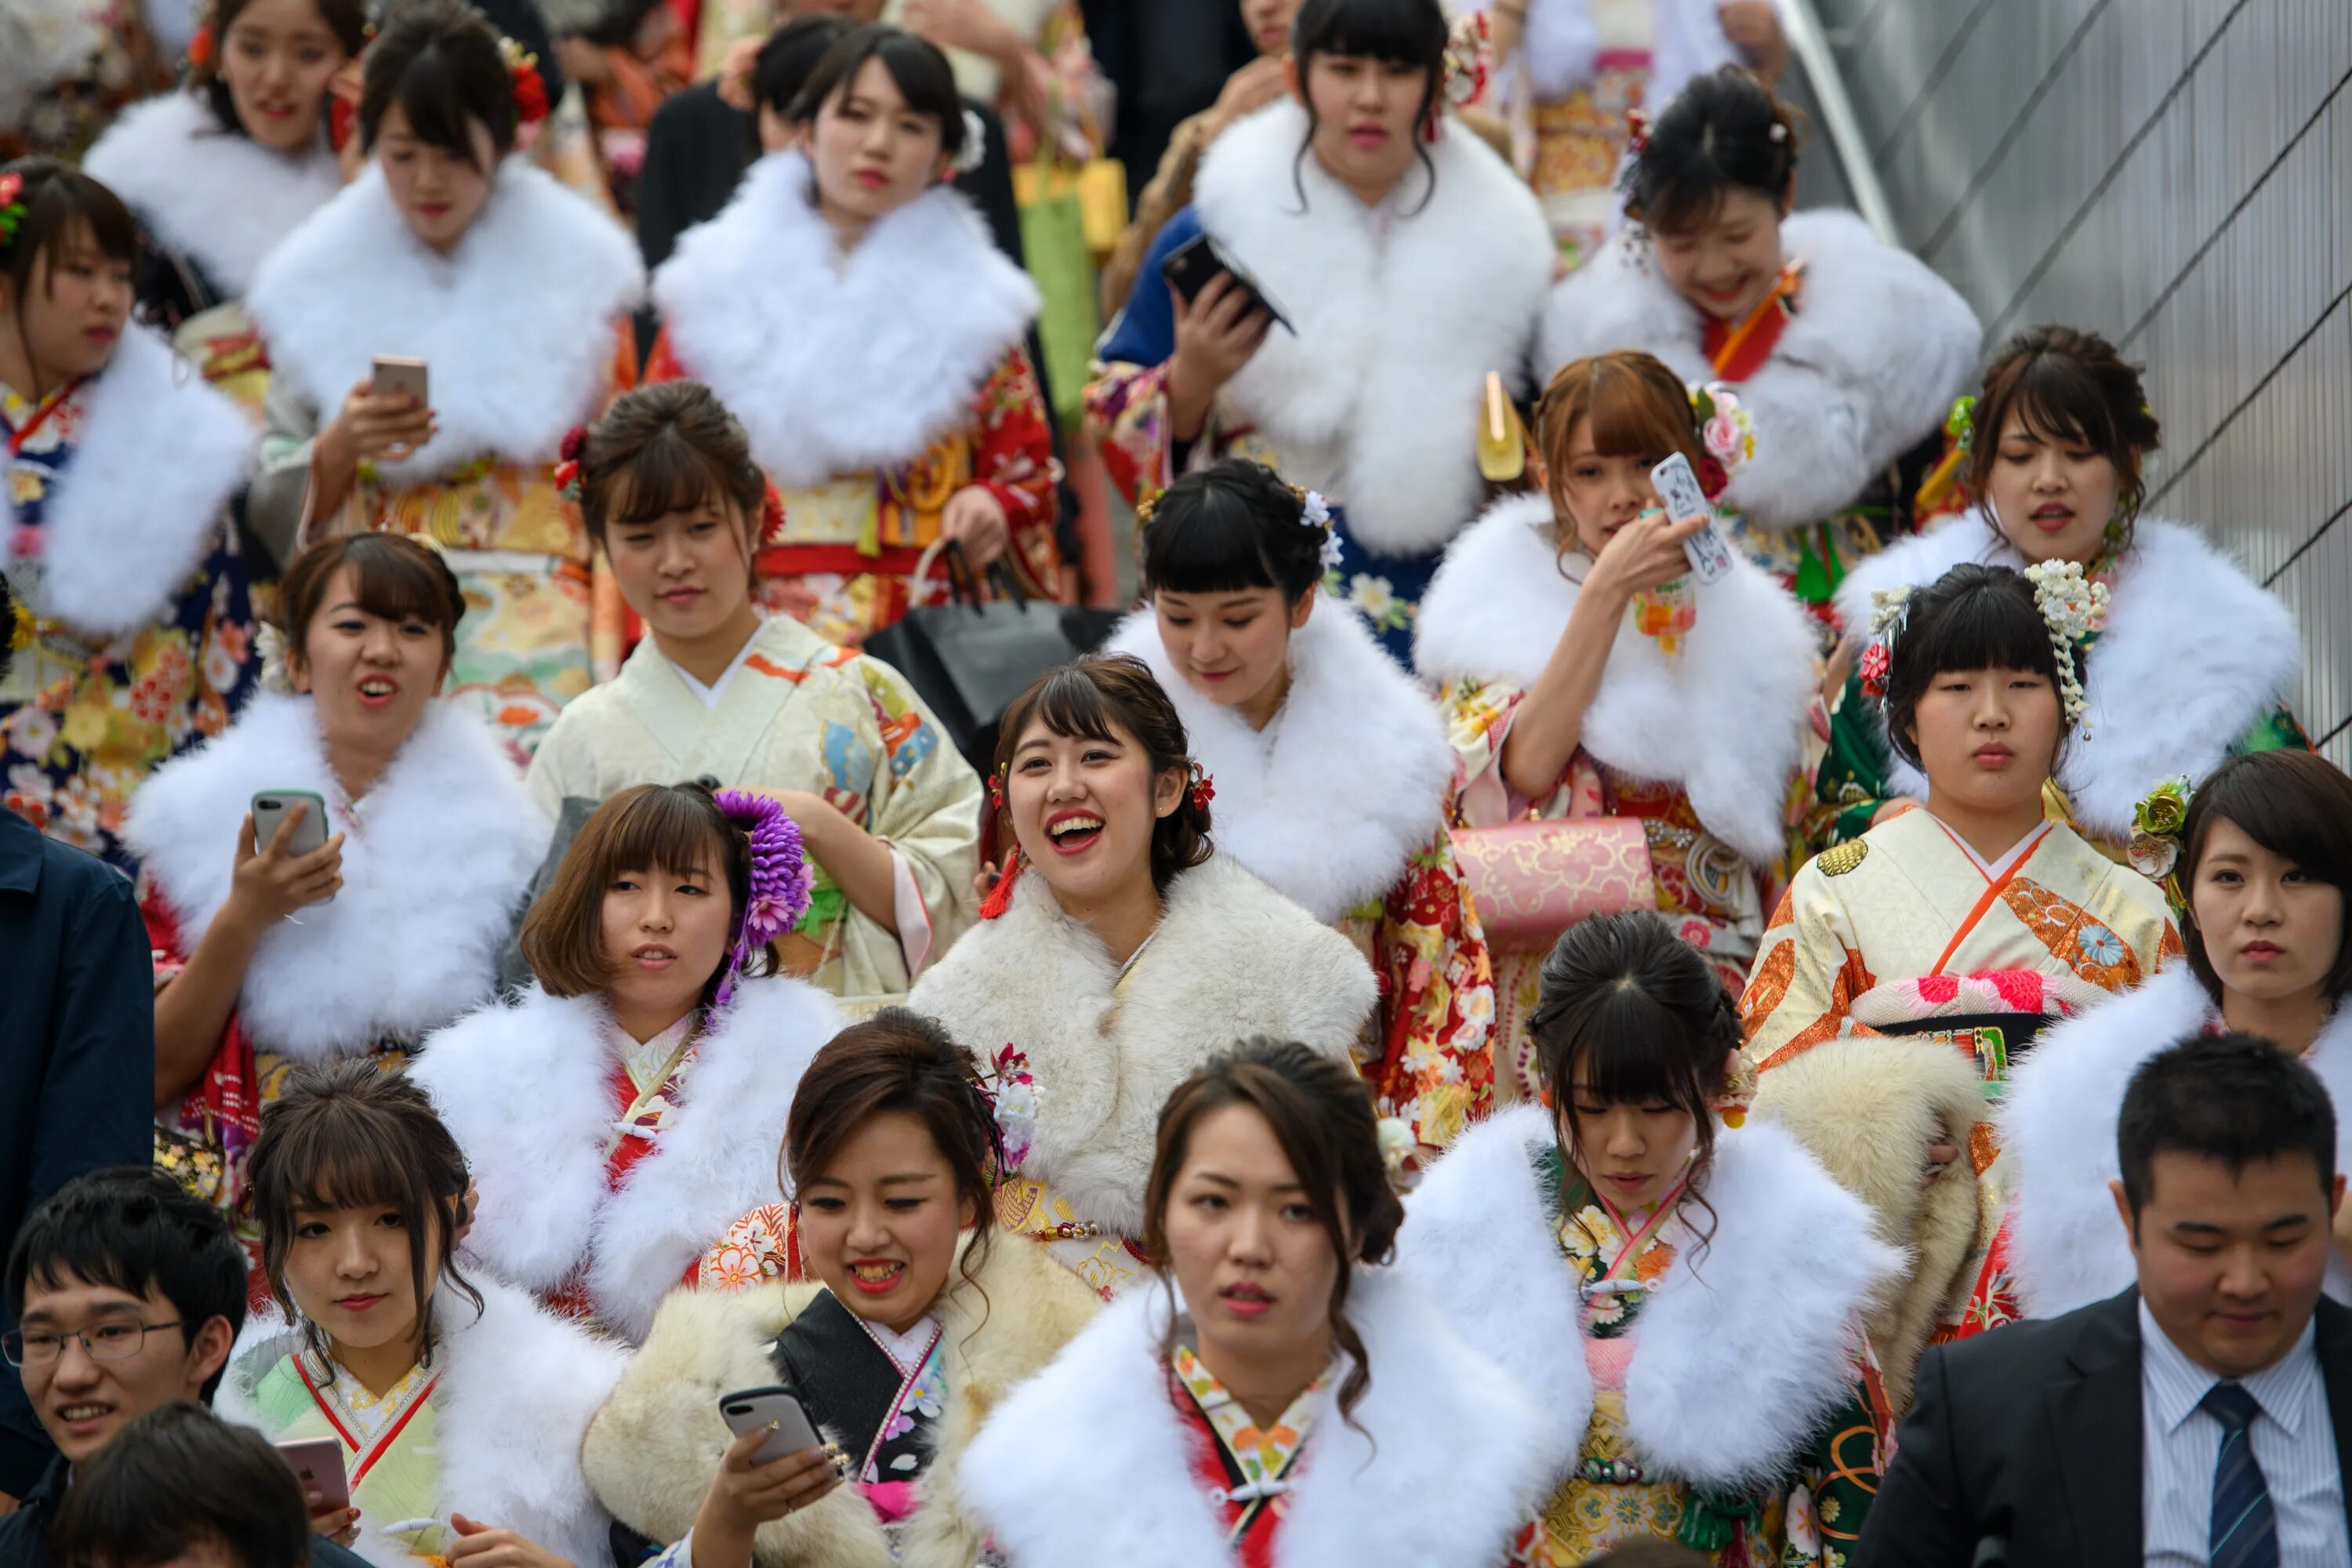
left=2140, top=1300, right=2350, bottom=1566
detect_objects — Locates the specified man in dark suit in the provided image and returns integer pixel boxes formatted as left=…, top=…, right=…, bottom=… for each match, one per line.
left=1861, top=1033, right=2352, bottom=1566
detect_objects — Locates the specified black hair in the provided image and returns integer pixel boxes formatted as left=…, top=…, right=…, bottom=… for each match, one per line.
left=359, top=0, right=519, bottom=167
left=751, top=15, right=853, bottom=125
left=50, top=1402, right=308, bottom=1568
left=0, top=157, right=137, bottom=307
left=2118, top=1032, right=2338, bottom=1219
left=1288, top=0, right=1446, bottom=213
left=5, top=1168, right=248, bottom=1405
left=1969, top=325, right=2163, bottom=537
left=1881, top=562, right=2070, bottom=773
left=1140, top=459, right=1325, bottom=604
left=198, top=0, right=372, bottom=137
left=786, top=24, right=966, bottom=163
left=1624, top=65, right=1803, bottom=234
left=2181, top=750, right=2352, bottom=1006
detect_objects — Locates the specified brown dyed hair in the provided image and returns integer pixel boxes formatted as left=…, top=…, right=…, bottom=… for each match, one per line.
left=247, top=1062, right=483, bottom=1381
left=359, top=0, right=517, bottom=166
left=518, top=780, right=767, bottom=1003
left=578, top=380, right=767, bottom=555
left=1142, top=1038, right=1403, bottom=1426
left=197, top=0, right=371, bottom=137
left=991, top=654, right=1213, bottom=893
left=0, top=159, right=138, bottom=351
left=276, top=532, right=466, bottom=677
left=1967, top=325, right=2163, bottom=538
left=2180, top=750, right=2352, bottom=1007
left=1535, top=351, right=1705, bottom=550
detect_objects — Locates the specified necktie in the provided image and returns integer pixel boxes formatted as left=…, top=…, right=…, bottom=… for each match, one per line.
left=2201, top=1381, right=2279, bottom=1568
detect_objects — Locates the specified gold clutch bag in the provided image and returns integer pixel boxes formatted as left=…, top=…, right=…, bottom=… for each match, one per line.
left=1450, top=817, right=1658, bottom=954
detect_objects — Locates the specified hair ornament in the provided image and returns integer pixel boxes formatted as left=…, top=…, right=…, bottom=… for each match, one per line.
left=1377, top=1116, right=1417, bottom=1187
left=255, top=621, right=295, bottom=694
left=0, top=172, right=26, bottom=256
left=761, top=480, right=786, bottom=545
left=1441, top=10, right=1491, bottom=108
left=1189, top=761, right=1215, bottom=814
left=2023, top=557, right=2107, bottom=730
left=710, top=788, right=811, bottom=1010
left=1858, top=584, right=1911, bottom=702
left=1134, top=489, right=1161, bottom=528
left=1294, top=486, right=1345, bottom=573
left=501, top=36, right=552, bottom=125
left=9, top=592, right=36, bottom=654
left=1714, top=1053, right=1758, bottom=1128
left=1624, top=105, right=1652, bottom=155
left=1686, top=381, right=1756, bottom=499
left=975, top=1044, right=1037, bottom=1174
left=186, top=0, right=217, bottom=70
left=1768, top=120, right=1788, bottom=143
left=552, top=425, right=587, bottom=502
left=978, top=842, right=1022, bottom=920
left=957, top=107, right=987, bottom=174
left=1944, top=394, right=1978, bottom=452
left=2127, top=775, right=2191, bottom=886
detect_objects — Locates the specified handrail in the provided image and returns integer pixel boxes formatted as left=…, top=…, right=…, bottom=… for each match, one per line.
left=1779, top=0, right=1900, bottom=245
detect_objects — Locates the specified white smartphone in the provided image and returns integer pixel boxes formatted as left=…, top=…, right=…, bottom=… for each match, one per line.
left=274, top=1436, right=351, bottom=1512
left=371, top=354, right=429, bottom=407
left=718, top=1385, right=823, bottom=1466
left=1650, top=452, right=1735, bottom=585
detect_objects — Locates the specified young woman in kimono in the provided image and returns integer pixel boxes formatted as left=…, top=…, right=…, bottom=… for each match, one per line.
left=961, top=1037, right=1557, bottom=1568
left=1104, top=459, right=1496, bottom=1152
left=0, top=160, right=260, bottom=873
left=586, top=1008, right=1103, bottom=1568
left=1087, top=0, right=1554, bottom=667
left=2002, top=749, right=2352, bottom=1318
left=1819, top=325, right=2307, bottom=853
left=244, top=0, right=642, bottom=757
left=217, top=1063, right=624, bottom=1567
left=528, top=381, right=985, bottom=1001
left=906, top=655, right=1377, bottom=1298
left=1396, top=913, right=1897, bottom=1566
left=1538, top=68, right=1980, bottom=634
left=82, top=0, right=365, bottom=414
left=645, top=24, right=1058, bottom=648
left=1414, top=350, right=1816, bottom=1100
left=129, top=535, right=545, bottom=1262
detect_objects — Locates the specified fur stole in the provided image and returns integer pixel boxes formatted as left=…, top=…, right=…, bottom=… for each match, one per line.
left=959, top=1267, right=1556, bottom=1568
left=1395, top=1106, right=1898, bottom=1492
left=123, top=692, right=545, bottom=1061
left=1512, top=0, right=1748, bottom=110
left=1537, top=209, right=1981, bottom=532
left=2002, top=969, right=2352, bottom=1319
left=652, top=151, right=1038, bottom=487
left=1191, top=100, right=1553, bottom=558
left=84, top=92, right=343, bottom=298
left=1413, top=492, right=1815, bottom=866
left=907, top=854, right=1376, bottom=1236
left=215, top=1276, right=625, bottom=1568
left=247, top=158, right=641, bottom=481
left=1832, top=510, right=2302, bottom=838
left=408, top=975, right=844, bottom=1342
left=1, top=322, right=250, bottom=638
left=584, top=1231, right=1102, bottom=1568
left=1104, top=604, right=1454, bottom=922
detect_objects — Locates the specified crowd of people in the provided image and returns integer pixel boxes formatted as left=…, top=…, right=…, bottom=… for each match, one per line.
left=2, top=0, right=2347, bottom=1564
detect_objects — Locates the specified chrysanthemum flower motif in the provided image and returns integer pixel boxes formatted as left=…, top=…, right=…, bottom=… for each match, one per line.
left=707, top=789, right=811, bottom=1009
left=1867, top=584, right=1911, bottom=640
left=2023, top=559, right=2109, bottom=730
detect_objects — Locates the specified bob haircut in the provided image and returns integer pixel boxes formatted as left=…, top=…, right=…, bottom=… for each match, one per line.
left=1288, top=0, right=1446, bottom=212
left=1968, top=325, right=2163, bottom=535
left=786, top=24, right=966, bottom=162
left=2180, top=750, right=2352, bottom=1006
left=248, top=1062, right=483, bottom=1381
left=276, top=532, right=466, bottom=675
left=1535, top=350, right=1705, bottom=543
left=1140, top=459, right=1323, bottom=604
left=0, top=159, right=138, bottom=303
left=519, top=779, right=768, bottom=1003
left=1880, top=562, right=2069, bottom=774
left=359, top=0, right=519, bottom=167
left=1624, top=65, right=1804, bottom=235
left=198, top=0, right=371, bottom=136
left=53, top=1403, right=310, bottom=1568
left=751, top=15, right=852, bottom=126
left=577, top=379, right=768, bottom=554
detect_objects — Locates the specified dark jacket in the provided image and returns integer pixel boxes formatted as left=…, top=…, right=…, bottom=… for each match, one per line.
left=0, top=1457, right=377, bottom=1568
left=0, top=810, right=154, bottom=1498
left=1858, top=1287, right=2352, bottom=1566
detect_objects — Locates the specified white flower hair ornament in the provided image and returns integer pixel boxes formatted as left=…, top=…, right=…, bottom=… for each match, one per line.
left=2023, top=558, right=2108, bottom=731
left=1294, top=486, right=1345, bottom=573
left=956, top=108, right=987, bottom=174
left=1686, top=382, right=1757, bottom=499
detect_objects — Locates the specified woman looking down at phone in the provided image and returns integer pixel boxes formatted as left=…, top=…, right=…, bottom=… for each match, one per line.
left=1087, top=0, right=1552, bottom=668
left=1413, top=350, right=1816, bottom=1100
left=585, top=1010, right=1102, bottom=1568
left=245, top=0, right=643, bottom=757
left=217, top=1062, right=624, bottom=1566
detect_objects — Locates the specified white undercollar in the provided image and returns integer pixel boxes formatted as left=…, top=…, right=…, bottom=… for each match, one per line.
left=1926, top=811, right=2050, bottom=879
left=662, top=622, right=765, bottom=709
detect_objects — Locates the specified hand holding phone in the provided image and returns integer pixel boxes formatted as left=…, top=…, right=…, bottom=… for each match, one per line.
left=371, top=356, right=429, bottom=408
left=233, top=791, right=344, bottom=922
left=1649, top=452, right=1735, bottom=585
left=277, top=1436, right=354, bottom=1540
left=1161, top=232, right=1294, bottom=333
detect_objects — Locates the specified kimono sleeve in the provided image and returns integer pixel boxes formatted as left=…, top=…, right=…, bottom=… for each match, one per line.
left=1366, top=826, right=1497, bottom=1152
left=1813, top=670, right=1898, bottom=849
left=852, top=655, right=984, bottom=974
left=1740, top=866, right=1872, bottom=1072
left=1084, top=208, right=1199, bottom=510
left=969, top=345, right=1063, bottom=599
left=245, top=372, right=325, bottom=569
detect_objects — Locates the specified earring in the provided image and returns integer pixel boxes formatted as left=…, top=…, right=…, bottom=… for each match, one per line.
left=987, top=771, right=1004, bottom=811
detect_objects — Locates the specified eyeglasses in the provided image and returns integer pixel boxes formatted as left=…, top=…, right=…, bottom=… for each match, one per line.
left=2, top=1321, right=186, bottom=1368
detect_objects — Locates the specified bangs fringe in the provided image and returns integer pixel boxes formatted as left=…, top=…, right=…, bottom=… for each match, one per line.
left=1900, top=576, right=2059, bottom=685
left=1142, top=505, right=1284, bottom=597
left=593, top=785, right=734, bottom=882
left=1297, top=0, right=1447, bottom=68
left=608, top=427, right=738, bottom=528
left=341, top=535, right=463, bottom=633
left=1567, top=982, right=1696, bottom=1109
left=2003, top=354, right=2112, bottom=452
left=1026, top=665, right=1124, bottom=747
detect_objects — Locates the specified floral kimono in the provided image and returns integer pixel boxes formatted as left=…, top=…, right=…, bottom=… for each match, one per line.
left=647, top=150, right=1058, bottom=648
left=1087, top=99, right=1552, bottom=669
left=2, top=323, right=258, bottom=873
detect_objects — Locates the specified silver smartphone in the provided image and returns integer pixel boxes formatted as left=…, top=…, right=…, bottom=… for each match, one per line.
left=251, top=791, right=333, bottom=905
left=371, top=354, right=429, bottom=407
left=719, top=1385, right=824, bottom=1466
left=1650, top=452, right=1735, bottom=584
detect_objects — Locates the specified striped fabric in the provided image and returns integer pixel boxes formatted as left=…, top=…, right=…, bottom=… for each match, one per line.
left=2202, top=1382, right=2278, bottom=1568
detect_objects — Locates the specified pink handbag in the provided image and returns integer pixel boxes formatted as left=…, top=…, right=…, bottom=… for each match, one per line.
left=1449, top=818, right=1658, bottom=955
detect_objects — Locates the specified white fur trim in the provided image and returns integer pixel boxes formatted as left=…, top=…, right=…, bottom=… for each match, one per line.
left=83, top=92, right=343, bottom=298
left=410, top=975, right=844, bottom=1341
left=1104, top=604, right=1454, bottom=922
left=1537, top=209, right=1981, bottom=532
left=247, top=159, right=641, bottom=480
left=959, top=1268, right=1557, bottom=1568
left=652, top=151, right=1038, bottom=487
left=1192, top=100, right=1553, bottom=558
left=1, top=323, right=250, bottom=637
left=1412, top=491, right=1815, bottom=865
left=124, top=693, right=546, bottom=1060
left=907, top=853, right=1376, bottom=1236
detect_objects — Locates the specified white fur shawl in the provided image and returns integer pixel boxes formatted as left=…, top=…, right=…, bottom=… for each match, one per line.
left=1395, top=1106, right=1897, bottom=1491
left=1104, top=604, right=1454, bottom=922
left=652, top=151, right=1038, bottom=487
left=1832, top=510, right=2303, bottom=839
left=906, top=854, right=1377, bottom=1236
left=1, top=322, right=251, bottom=638
left=123, top=692, right=545, bottom=1061
left=2000, top=968, right=2352, bottom=1319
left=215, top=1276, right=626, bottom=1568
left=84, top=92, right=343, bottom=298
left=408, top=975, right=844, bottom=1342
left=1538, top=209, right=1981, bottom=532
left=960, top=1267, right=1557, bottom=1568
left=1413, top=492, right=1815, bottom=866
left=1192, top=100, right=1553, bottom=558
left=246, top=158, right=641, bottom=481
left=1506, top=0, right=1756, bottom=108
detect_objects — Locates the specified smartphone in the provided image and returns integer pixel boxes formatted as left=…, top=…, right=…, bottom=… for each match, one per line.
left=718, top=1385, right=824, bottom=1466
left=371, top=354, right=429, bottom=407
left=1650, top=452, right=1735, bottom=585
left=275, top=1436, right=351, bottom=1512
left=251, top=791, right=332, bottom=896
left=1160, top=231, right=1295, bottom=335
